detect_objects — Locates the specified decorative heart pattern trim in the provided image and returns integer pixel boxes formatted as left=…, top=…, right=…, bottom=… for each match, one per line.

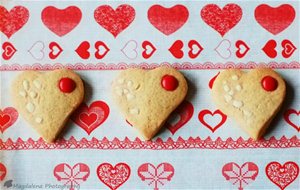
left=284, top=109, right=300, bottom=132
left=198, top=109, right=227, bottom=133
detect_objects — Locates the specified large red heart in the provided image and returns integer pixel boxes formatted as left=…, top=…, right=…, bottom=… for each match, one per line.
left=262, top=40, right=277, bottom=58
left=255, top=4, right=295, bottom=35
left=201, top=4, right=242, bottom=36
left=222, top=162, right=259, bottom=190
left=0, top=107, right=18, bottom=133
left=94, top=5, right=135, bottom=38
left=71, top=101, right=109, bottom=135
left=0, top=163, right=6, bottom=181
left=165, top=101, right=194, bottom=135
left=0, top=6, right=29, bottom=38
left=148, top=5, right=189, bottom=36
left=266, top=161, right=299, bottom=190
left=97, top=163, right=130, bottom=190
left=284, top=109, right=299, bottom=132
left=198, top=109, right=227, bottom=132
left=281, top=39, right=297, bottom=58
left=41, top=6, right=82, bottom=37
left=2, top=42, right=17, bottom=60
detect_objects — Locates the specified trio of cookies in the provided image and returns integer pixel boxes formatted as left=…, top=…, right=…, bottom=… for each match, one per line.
left=11, top=67, right=286, bottom=143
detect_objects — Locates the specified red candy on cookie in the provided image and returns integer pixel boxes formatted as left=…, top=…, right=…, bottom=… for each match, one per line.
left=161, top=75, right=178, bottom=91
left=261, top=76, right=278, bottom=91
left=59, top=77, right=76, bottom=93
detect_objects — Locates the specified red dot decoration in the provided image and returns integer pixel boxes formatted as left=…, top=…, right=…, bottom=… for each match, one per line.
left=59, top=77, right=76, bottom=93
left=261, top=76, right=278, bottom=91
left=161, top=75, right=178, bottom=91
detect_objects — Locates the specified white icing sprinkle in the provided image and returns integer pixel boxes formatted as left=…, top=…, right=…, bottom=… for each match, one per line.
left=232, top=100, right=243, bottom=108
left=19, top=90, right=27, bottom=97
left=35, top=117, right=43, bottom=123
left=26, top=102, right=35, bottom=113
left=224, top=94, right=232, bottom=102
left=228, top=90, right=234, bottom=95
left=23, top=80, right=29, bottom=90
left=117, top=78, right=124, bottom=84
left=243, top=110, right=252, bottom=117
left=127, top=80, right=133, bottom=87
left=231, top=75, right=238, bottom=80
left=29, top=91, right=37, bottom=98
left=223, top=85, right=230, bottom=92
left=235, top=84, right=242, bottom=91
left=129, top=108, right=140, bottom=115
left=126, top=93, right=135, bottom=100
left=33, top=80, right=41, bottom=89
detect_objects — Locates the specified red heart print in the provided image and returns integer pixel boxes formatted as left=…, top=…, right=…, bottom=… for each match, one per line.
left=138, top=163, right=174, bottom=190
left=235, top=40, right=250, bottom=58
left=281, top=39, right=296, bottom=58
left=54, top=163, right=90, bottom=190
left=165, top=101, right=194, bottom=135
left=255, top=4, right=295, bottom=35
left=41, top=6, right=82, bottom=37
left=97, top=163, right=130, bottom=190
left=95, top=41, right=110, bottom=59
left=169, top=40, right=184, bottom=59
left=0, top=163, right=6, bottom=181
left=209, top=72, right=220, bottom=89
left=49, top=42, right=63, bottom=59
left=76, top=41, right=90, bottom=59
left=222, top=162, right=259, bottom=190
left=198, top=109, right=227, bottom=132
left=284, top=109, right=300, bottom=132
left=148, top=5, right=189, bottom=36
left=0, top=107, right=18, bottom=133
left=2, top=42, right=17, bottom=60
left=201, top=4, right=242, bottom=36
left=0, top=6, right=29, bottom=38
left=188, top=40, right=203, bottom=59
left=266, top=161, right=299, bottom=190
left=71, top=101, right=109, bottom=135
left=262, top=40, right=277, bottom=58
left=142, top=41, right=156, bottom=59
left=94, top=5, right=135, bottom=38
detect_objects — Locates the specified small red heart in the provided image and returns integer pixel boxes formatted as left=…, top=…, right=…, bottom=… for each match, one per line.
left=165, top=101, right=194, bottom=135
left=169, top=40, right=184, bottom=59
left=235, top=40, right=250, bottom=58
left=71, top=101, right=109, bottom=135
left=2, top=42, right=17, bottom=60
left=95, top=41, right=110, bottom=59
left=41, top=6, right=82, bottom=37
left=188, top=40, right=203, bottom=59
left=0, top=6, right=29, bottom=38
left=281, top=39, right=296, bottom=58
left=255, top=4, right=295, bottom=35
left=262, top=40, right=277, bottom=58
left=0, top=107, right=18, bottom=133
left=148, top=5, right=189, bottom=35
left=142, top=41, right=156, bottom=59
left=0, top=163, right=7, bottom=181
left=198, top=109, right=227, bottom=132
left=76, top=41, right=90, bottom=59
left=284, top=109, right=299, bottom=132
left=49, top=42, right=63, bottom=59
left=94, top=5, right=135, bottom=37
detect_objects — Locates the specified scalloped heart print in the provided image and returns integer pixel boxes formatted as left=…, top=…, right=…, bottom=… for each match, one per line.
left=212, top=69, right=285, bottom=140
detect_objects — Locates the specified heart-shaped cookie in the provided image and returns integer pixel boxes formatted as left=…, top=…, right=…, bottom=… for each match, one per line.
left=11, top=69, right=84, bottom=142
left=212, top=68, right=285, bottom=140
left=112, top=67, right=188, bottom=140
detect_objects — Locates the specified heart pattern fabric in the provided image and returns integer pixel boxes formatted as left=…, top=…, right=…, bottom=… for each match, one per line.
left=0, top=107, right=18, bottom=133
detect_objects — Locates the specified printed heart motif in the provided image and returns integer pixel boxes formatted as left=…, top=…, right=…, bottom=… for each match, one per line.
left=209, top=72, right=220, bottom=89
left=166, top=101, right=194, bottom=135
left=215, top=39, right=231, bottom=59
left=49, top=42, right=63, bottom=59
left=281, top=39, right=296, bottom=58
left=28, top=41, right=45, bottom=60
left=222, top=162, right=259, bottom=190
left=255, top=4, right=295, bottom=35
left=94, top=4, right=135, bottom=37
left=198, top=109, right=227, bottom=133
left=211, top=69, right=286, bottom=140
left=284, top=109, right=300, bottom=132
left=54, top=163, right=90, bottom=190
left=95, top=41, right=110, bottom=59
left=121, top=40, right=137, bottom=60
left=266, top=161, right=299, bottom=190
left=169, top=40, right=184, bottom=59
left=235, top=40, right=250, bottom=58
left=41, top=6, right=82, bottom=37
left=148, top=5, right=189, bottom=35
left=0, top=6, right=29, bottom=38
left=188, top=40, right=203, bottom=59
left=0, top=163, right=6, bottom=181
left=97, top=163, right=131, bottom=190
left=76, top=41, right=90, bottom=59
left=11, top=69, right=84, bottom=142
left=0, top=107, right=18, bottom=133
left=138, top=163, right=174, bottom=190
left=2, top=42, right=17, bottom=60
left=112, top=67, right=188, bottom=140
left=142, top=41, right=156, bottom=59
left=71, top=101, right=109, bottom=135
left=262, top=40, right=277, bottom=58
left=201, top=4, right=242, bottom=36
